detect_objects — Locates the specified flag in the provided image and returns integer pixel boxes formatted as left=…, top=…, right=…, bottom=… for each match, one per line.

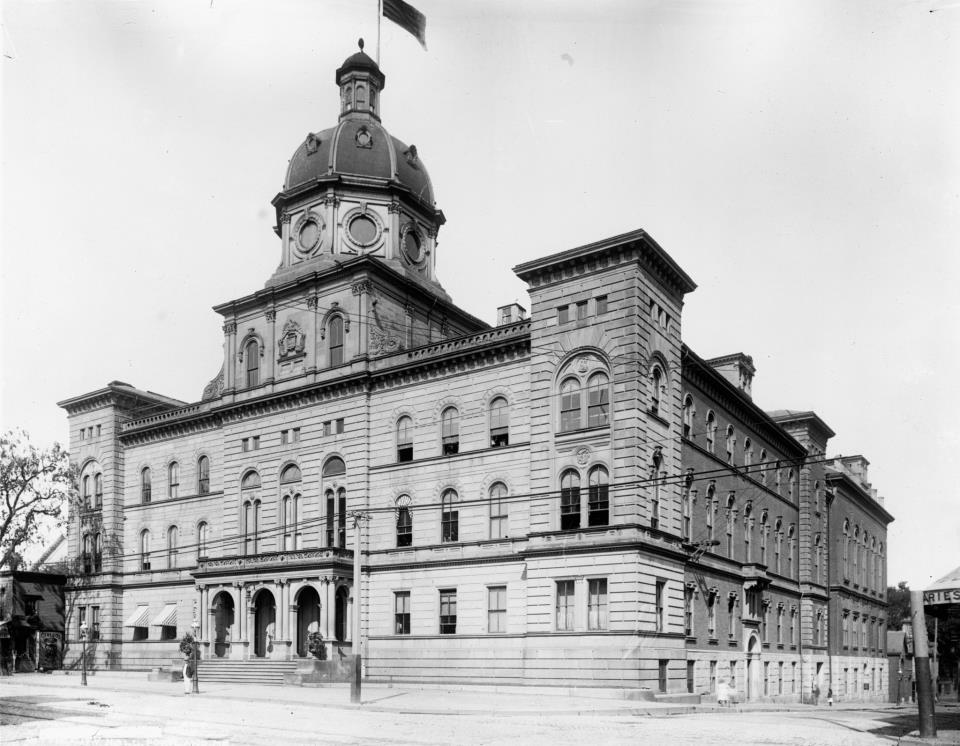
left=383, top=0, right=427, bottom=49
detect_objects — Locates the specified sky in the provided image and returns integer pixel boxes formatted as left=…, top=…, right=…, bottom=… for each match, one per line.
left=2, top=0, right=958, bottom=587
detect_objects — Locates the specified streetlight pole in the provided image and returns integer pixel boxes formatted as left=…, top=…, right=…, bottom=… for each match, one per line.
left=191, top=619, right=200, bottom=694
left=79, top=622, right=88, bottom=686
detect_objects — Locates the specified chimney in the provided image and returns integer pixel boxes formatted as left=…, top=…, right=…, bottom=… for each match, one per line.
left=496, top=302, right=527, bottom=326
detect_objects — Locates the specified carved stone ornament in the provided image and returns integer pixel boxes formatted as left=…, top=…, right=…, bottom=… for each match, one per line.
left=576, top=357, right=590, bottom=374
left=277, top=319, right=307, bottom=359
left=305, top=132, right=321, bottom=155
left=575, top=446, right=591, bottom=465
left=351, top=280, right=372, bottom=296
left=281, top=213, right=292, bottom=225
left=388, top=202, right=401, bottom=214
left=265, top=309, right=277, bottom=323
left=403, top=144, right=420, bottom=169
left=306, top=295, right=319, bottom=310
left=201, top=366, right=225, bottom=402
left=355, top=126, right=373, bottom=149
left=371, top=326, right=401, bottom=357
left=222, top=321, right=237, bottom=335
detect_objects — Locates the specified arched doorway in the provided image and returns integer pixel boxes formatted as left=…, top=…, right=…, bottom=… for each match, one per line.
left=296, top=586, right=321, bottom=657
left=335, top=585, right=349, bottom=642
left=746, top=634, right=761, bottom=700
left=253, top=589, right=275, bottom=658
left=212, top=592, right=235, bottom=658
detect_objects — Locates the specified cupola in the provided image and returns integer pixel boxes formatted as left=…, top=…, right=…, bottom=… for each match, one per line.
left=336, top=39, right=385, bottom=121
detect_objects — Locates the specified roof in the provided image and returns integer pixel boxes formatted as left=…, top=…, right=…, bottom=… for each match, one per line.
left=768, top=409, right=837, bottom=440
left=928, top=564, right=960, bottom=591
left=335, top=48, right=385, bottom=89
left=57, top=380, right=186, bottom=415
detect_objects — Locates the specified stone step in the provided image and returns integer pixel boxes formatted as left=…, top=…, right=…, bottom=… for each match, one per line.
left=198, top=659, right=298, bottom=686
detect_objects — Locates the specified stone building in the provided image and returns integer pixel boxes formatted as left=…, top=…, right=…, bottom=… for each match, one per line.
left=58, top=45, right=892, bottom=699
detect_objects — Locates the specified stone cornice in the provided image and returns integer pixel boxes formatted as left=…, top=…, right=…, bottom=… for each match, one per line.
left=513, top=229, right=697, bottom=299
left=826, top=470, right=895, bottom=525
left=57, top=382, right=186, bottom=417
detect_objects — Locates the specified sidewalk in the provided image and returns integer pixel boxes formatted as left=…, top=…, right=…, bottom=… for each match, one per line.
left=0, top=671, right=911, bottom=718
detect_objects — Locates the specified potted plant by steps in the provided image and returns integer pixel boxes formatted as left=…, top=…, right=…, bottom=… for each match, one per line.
left=179, top=633, right=197, bottom=694
left=306, top=631, right=326, bottom=660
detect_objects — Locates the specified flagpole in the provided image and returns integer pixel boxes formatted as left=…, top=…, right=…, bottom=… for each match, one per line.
left=376, top=0, right=382, bottom=65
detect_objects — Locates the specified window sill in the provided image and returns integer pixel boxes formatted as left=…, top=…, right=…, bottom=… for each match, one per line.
left=707, top=637, right=719, bottom=645
left=555, top=425, right=610, bottom=440
left=647, top=410, right=669, bottom=428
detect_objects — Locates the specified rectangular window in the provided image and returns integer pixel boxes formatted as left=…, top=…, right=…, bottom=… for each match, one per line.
left=161, top=625, right=177, bottom=640
left=242, top=438, right=249, bottom=452
left=252, top=436, right=260, bottom=450
left=595, top=295, right=608, bottom=315
left=587, top=578, right=608, bottom=630
left=281, top=430, right=289, bottom=445
left=764, top=661, right=770, bottom=695
left=326, top=493, right=335, bottom=547
left=659, top=659, right=668, bottom=693
left=439, top=589, right=457, bottom=634
left=778, top=662, right=784, bottom=694
left=557, top=305, right=570, bottom=324
left=729, top=661, right=736, bottom=690
left=707, top=594, right=716, bottom=638
left=78, top=606, right=86, bottom=638
left=396, top=506, right=412, bottom=547
left=323, top=421, right=331, bottom=436
left=686, top=660, right=695, bottom=694
left=709, top=660, right=717, bottom=693
left=488, top=586, right=507, bottom=633
left=336, top=418, right=344, bottom=434
left=576, top=300, right=588, bottom=321
left=394, top=591, right=411, bottom=635
left=337, top=493, right=347, bottom=547
left=556, top=580, right=575, bottom=631
left=91, top=606, right=101, bottom=640
left=684, top=586, right=694, bottom=637
left=777, top=607, right=783, bottom=644
left=655, top=580, right=666, bottom=633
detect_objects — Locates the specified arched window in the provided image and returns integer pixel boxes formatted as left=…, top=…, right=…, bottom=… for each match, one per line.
left=787, top=469, right=795, bottom=501
left=587, top=372, right=609, bottom=427
left=853, top=526, right=860, bottom=582
left=241, top=470, right=261, bottom=490
left=140, top=529, right=151, bottom=571
left=93, top=473, right=103, bottom=509
left=141, top=467, right=152, bottom=504
left=489, top=397, right=509, bottom=448
left=842, top=520, right=850, bottom=579
left=759, top=511, right=768, bottom=565
left=396, top=495, right=412, bottom=547
left=197, top=455, right=210, bottom=495
left=725, top=425, right=736, bottom=464
left=82, top=533, right=93, bottom=574
left=787, top=525, right=795, bottom=578
left=759, top=449, right=768, bottom=485
left=682, top=395, right=694, bottom=438
left=559, top=378, right=581, bottom=432
left=441, top=407, right=460, bottom=455
left=744, top=438, right=753, bottom=467
left=705, top=483, right=716, bottom=541
left=336, top=487, right=346, bottom=547
left=167, top=525, right=178, bottom=568
left=396, top=416, right=413, bottom=462
left=328, top=316, right=344, bottom=367
left=681, top=470, right=694, bottom=540
left=197, top=521, right=209, bottom=560
left=489, top=482, right=508, bottom=538
left=321, top=456, right=346, bottom=548
left=168, top=461, right=179, bottom=499
left=774, top=518, right=783, bottom=574
left=241, top=470, right=261, bottom=555
left=705, top=411, right=717, bottom=453
left=649, top=365, right=663, bottom=414
left=743, top=503, right=753, bottom=562
left=560, top=469, right=581, bottom=531
left=441, top=489, right=459, bottom=542
left=280, top=464, right=301, bottom=484
left=82, top=475, right=91, bottom=509
left=93, top=532, right=102, bottom=572
left=725, top=493, right=736, bottom=557
left=588, top=465, right=609, bottom=527
left=245, top=339, right=260, bottom=387
left=814, top=534, right=822, bottom=584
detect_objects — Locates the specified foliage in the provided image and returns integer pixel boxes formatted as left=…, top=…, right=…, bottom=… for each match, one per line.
left=887, top=581, right=912, bottom=630
left=307, top=631, right=326, bottom=660
left=179, top=633, right=197, bottom=658
left=0, top=430, right=75, bottom=570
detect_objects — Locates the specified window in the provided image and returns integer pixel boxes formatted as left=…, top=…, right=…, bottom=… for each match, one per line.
left=744, top=438, right=753, bottom=467
left=489, top=482, right=508, bottom=539
left=725, top=493, right=736, bottom=557
left=728, top=594, right=738, bottom=640
left=281, top=491, right=299, bottom=551
left=787, top=469, right=795, bottom=501
left=168, top=461, right=179, bottom=499
left=705, top=483, right=716, bottom=541
left=556, top=580, right=575, bottom=631
left=682, top=395, right=694, bottom=438
left=763, top=601, right=770, bottom=643
left=574, top=300, right=587, bottom=321
left=778, top=662, right=784, bottom=694
left=587, top=465, right=609, bottom=527
left=744, top=504, right=753, bottom=562
left=197, top=521, right=208, bottom=560
left=82, top=534, right=93, bottom=574
left=323, top=421, right=332, bottom=437
left=649, top=365, right=663, bottom=414
left=140, top=466, right=150, bottom=503
left=93, top=533, right=102, bottom=572
left=489, top=396, right=509, bottom=447
left=729, top=661, right=736, bottom=690
left=710, top=661, right=717, bottom=693
left=681, top=472, right=693, bottom=541
left=396, top=496, right=412, bottom=547
left=787, top=526, right=795, bottom=578
left=325, top=491, right=335, bottom=546
left=595, top=295, right=608, bottom=315
left=396, top=416, right=413, bottom=462
left=78, top=606, right=86, bottom=637
left=93, top=473, right=103, bottom=509
left=441, top=407, right=460, bottom=455
left=815, top=610, right=823, bottom=645
left=842, top=521, right=850, bottom=579
left=707, top=592, right=717, bottom=638
left=725, top=425, right=735, bottom=464
left=83, top=474, right=92, bottom=509
left=336, top=417, right=344, bottom=434
left=557, top=305, right=570, bottom=324
left=790, top=608, right=797, bottom=646
left=587, top=578, right=608, bottom=630
left=243, top=499, right=261, bottom=555
left=197, top=455, right=210, bottom=495
left=328, top=316, right=344, bottom=366
left=587, top=372, right=609, bottom=427
left=337, top=488, right=347, bottom=547
left=764, top=661, right=770, bottom=696
left=559, top=378, right=581, bottom=432
left=560, top=470, right=581, bottom=530
left=322, top=457, right=345, bottom=547
left=759, top=449, right=768, bottom=484
left=140, top=529, right=151, bottom=570
left=814, top=534, right=822, bottom=584
left=777, top=606, right=784, bottom=644
left=655, top=580, right=666, bottom=633
left=394, top=591, right=411, bottom=635
left=91, top=606, right=101, bottom=640
left=705, top=411, right=716, bottom=452
left=245, top=339, right=260, bottom=387
left=167, top=525, right=178, bottom=568
left=441, top=489, right=459, bottom=542
left=774, top=521, right=783, bottom=574
left=439, top=589, right=457, bottom=634
left=488, top=586, right=507, bottom=633
left=760, top=512, right=768, bottom=565
left=684, top=586, right=694, bottom=636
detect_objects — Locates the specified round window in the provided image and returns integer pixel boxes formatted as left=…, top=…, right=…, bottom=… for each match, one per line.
left=297, top=218, right=321, bottom=251
left=402, top=230, right=422, bottom=263
left=349, top=214, right=378, bottom=246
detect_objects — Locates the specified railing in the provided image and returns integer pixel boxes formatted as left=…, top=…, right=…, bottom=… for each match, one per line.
left=122, top=401, right=207, bottom=432
left=403, top=320, right=531, bottom=363
left=196, top=547, right=352, bottom=573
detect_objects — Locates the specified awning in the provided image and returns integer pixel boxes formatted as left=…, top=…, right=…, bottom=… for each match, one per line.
left=150, top=603, right=177, bottom=627
left=123, top=605, right=151, bottom=628
left=923, top=565, right=960, bottom=607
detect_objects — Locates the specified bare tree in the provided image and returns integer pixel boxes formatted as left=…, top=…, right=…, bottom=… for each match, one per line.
left=0, top=430, right=75, bottom=570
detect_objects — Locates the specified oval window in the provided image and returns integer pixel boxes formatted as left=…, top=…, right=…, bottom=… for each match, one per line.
left=402, top=230, right=422, bottom=263
left=349, top=215, right=378, bottom=245
left=298, top=219, right=320, bottom=251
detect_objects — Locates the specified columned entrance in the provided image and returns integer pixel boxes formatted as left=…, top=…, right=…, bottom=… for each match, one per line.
left=296, top=586, right=321, bottom=657
left=746, top=634, right=761, bottom=700
left=253, top=589, right=276, bottom=658
left=212, top=591, right=235, bottom=658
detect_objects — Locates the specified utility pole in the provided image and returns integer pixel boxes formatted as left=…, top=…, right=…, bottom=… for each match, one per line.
left=910, top=591, right=936, bottom=738
left=350, top=511, right=368, bottom=704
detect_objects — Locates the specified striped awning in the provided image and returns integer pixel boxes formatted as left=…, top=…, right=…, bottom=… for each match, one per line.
left=124, top=605, right=151, bottom=628
left=150, top=603, right=177, bottom=627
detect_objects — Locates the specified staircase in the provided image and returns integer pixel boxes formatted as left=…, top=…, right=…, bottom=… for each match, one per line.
left=199, top=658, right=298, bottom=686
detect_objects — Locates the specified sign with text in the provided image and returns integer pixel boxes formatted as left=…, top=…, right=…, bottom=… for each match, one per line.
left=923, top=588, right=960, bottom=605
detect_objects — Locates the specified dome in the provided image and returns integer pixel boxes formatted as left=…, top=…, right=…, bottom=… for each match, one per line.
left=283, top=121, right=435, bottom=206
